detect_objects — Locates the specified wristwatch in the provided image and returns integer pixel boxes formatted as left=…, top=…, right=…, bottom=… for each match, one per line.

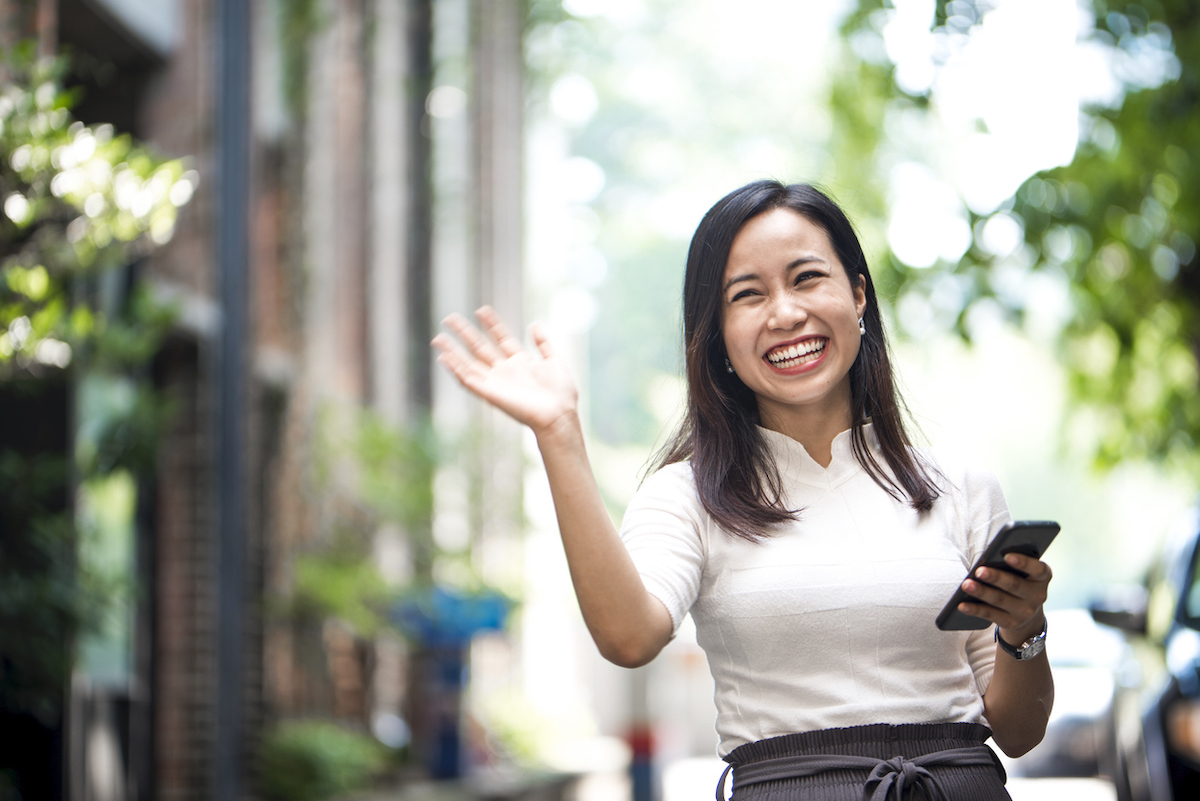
left=995, top=619, right=1047, bottom=661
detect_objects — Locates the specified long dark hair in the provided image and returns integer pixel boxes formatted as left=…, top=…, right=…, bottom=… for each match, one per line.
left=654, top=180, right=939, bottom=541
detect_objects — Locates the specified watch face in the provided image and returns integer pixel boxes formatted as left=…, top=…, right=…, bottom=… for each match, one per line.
left=1017, top=636, right=1045, bottom=661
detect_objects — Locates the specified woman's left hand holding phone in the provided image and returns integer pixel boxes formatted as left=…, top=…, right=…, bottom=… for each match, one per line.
left=432, top=307, right=675, bottom=668
left=957, top=552, right=1052, bottom=648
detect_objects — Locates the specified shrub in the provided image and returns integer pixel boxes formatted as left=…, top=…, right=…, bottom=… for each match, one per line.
left=257, top=721, right=385, bottom=801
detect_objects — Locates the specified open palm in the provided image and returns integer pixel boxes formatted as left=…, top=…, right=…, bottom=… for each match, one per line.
left=431, top=307, right=579, bottom=435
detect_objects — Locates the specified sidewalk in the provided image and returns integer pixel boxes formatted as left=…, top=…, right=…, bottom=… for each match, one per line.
left=349, top=772, right=579, bottom=801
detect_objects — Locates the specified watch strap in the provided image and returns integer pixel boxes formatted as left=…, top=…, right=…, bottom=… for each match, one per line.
left=995, top=618, right=1047, bottom=661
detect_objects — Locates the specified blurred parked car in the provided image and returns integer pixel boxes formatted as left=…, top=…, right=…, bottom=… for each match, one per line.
left=1090, top=507, right=1200, bottom=801
left=1006, top=608, right=1130, bottom=779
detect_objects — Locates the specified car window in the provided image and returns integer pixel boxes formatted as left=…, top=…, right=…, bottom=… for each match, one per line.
left=1157, top=510, right=1200, bottom=635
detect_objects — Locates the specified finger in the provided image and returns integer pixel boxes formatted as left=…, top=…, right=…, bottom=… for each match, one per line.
left=973, top=566, right=1024, bottom=595
left=973, top=555, right=1053, bottom=594
left=960, top=578, right=1011, bottom=610
left=431, top=334, right=484, bottom=386
left=959, top=578, right=1042, bottom=628
left=443, top=312, right=504, bottom=365
left=966, top=570, right=1046, bottom=604
left=1003, top=553, right=1053, bottom=583
left=956, top=599, right=1002, bottom=624
left=530, top=321, right=554, bottom=359
left=476, top=306, right=523, bottom=358
left=956, top=594, right=1033, bottom=631
left=431, top=332, right=471, bottom=366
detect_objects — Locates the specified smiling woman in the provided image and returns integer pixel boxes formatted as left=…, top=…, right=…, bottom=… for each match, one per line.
left=720, top=208, right=867, bottom=462
left=432, top=179, right=1055, bottom=801
left=656, top=182, right=940, bottom=541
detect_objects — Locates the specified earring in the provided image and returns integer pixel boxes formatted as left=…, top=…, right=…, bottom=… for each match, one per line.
left=725, top=358, right=734, bottom=374
left=858, top=318, right=866, bottom=335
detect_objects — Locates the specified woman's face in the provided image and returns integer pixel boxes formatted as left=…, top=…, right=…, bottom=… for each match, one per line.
left=720, top=207, right=867, bottom=430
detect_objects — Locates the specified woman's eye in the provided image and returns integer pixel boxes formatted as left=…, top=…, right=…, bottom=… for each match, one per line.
left=794, top=271, right=822, bottom=285
left=731, top=289, right=758, bottom=302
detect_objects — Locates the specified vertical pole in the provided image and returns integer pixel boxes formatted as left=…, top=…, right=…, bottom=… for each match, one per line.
left=213, top=0, right=250, bottom=798
left=404, top=0, right=438, bottom=779
left=408, top=0, right=434, bottom=429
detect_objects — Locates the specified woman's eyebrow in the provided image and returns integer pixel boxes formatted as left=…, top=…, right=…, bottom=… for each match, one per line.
left=723, top=273, right=757, bottom=292
left=786, top=255, right=826, bottom=271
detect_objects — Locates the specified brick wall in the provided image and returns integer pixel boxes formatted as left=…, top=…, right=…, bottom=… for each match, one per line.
left=152, top=336, right=214, bottom=801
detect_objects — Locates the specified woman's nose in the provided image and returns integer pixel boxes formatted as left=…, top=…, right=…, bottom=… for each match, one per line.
left=767, top=293, right=807, bottom=330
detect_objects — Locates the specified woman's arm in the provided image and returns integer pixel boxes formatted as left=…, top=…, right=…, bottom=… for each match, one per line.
left=432, top=307, right=674, bottom=667
left=956, top=552, right=1055, bottom=757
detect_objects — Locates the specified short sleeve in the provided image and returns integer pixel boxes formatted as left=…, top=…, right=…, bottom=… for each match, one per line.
left=963, top=464, right=1013, bottom=567
left=967, top=626, right=997, bottom=696
left=618, top=463, right=707, bottom=632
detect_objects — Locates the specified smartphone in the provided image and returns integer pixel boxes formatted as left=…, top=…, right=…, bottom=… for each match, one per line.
left=935, top=520, right=1060, bottom=631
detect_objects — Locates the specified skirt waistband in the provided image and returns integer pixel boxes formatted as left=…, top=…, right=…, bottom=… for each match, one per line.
left=717, top=724, right=1005, bottom=801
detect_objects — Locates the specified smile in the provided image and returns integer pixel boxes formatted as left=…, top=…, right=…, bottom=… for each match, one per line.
left=765, top=338, right=827, bottom=369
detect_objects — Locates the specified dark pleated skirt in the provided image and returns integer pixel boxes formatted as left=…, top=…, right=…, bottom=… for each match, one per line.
left=721, top=723, right=1011, bottom=801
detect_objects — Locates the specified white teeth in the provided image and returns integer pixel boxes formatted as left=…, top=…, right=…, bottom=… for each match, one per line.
left=767, top=339, right=826, bottom=367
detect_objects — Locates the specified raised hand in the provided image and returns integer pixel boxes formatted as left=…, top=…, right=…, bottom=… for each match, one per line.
left=431, top=306, right=579, bottom=436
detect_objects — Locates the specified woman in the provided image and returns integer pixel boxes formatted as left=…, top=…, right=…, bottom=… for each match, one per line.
left=432, top=180, right=1053, bottom=800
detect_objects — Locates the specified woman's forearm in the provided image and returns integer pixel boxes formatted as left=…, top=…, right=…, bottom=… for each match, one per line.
left=981, top=623, right=1054, bottom=757
left=535, top=411, right=674, bottom=667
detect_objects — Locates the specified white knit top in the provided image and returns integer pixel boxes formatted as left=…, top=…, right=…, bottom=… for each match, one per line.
left=619, top=425, right=1011, bottom=756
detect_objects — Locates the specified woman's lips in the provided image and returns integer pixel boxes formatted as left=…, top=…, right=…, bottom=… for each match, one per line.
left=765, top=337, right=827, bottom=370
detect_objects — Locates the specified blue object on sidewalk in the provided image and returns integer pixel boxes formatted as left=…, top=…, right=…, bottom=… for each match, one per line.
left=390, top=586, right=512, bottom=779
left=391, top=586, right=511, bottom=647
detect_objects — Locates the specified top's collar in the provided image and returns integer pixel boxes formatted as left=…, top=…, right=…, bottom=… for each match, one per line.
left=757, top=422, right=877, bottom=489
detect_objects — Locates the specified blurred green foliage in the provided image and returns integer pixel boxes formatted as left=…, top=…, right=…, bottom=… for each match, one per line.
left=349, top=411, right=437, bottom=536
left=290, top=407, right=518, bottom=645
left=0, top=46, right=192, bottom=377
left=0, top=44, right=192, bottom=719
left=293, top=543, right=392, bottom=637
left=834, top=0, right=1200, bottom=474
left=287, top=407, right=436, bottom=637
left=278, top=0, right=321, bottom=124
left=256, top=720, right=386, bottom=801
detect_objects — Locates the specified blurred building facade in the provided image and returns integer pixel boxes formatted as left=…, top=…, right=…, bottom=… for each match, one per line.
left=0, top=0, right=526, bottom=798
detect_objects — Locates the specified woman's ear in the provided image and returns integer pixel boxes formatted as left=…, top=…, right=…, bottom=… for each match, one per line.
left=854, top=274, right=867, bottom=319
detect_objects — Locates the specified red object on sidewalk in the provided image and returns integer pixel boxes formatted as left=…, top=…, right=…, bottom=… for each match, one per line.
left=626, top=724, right=655, bottom=757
